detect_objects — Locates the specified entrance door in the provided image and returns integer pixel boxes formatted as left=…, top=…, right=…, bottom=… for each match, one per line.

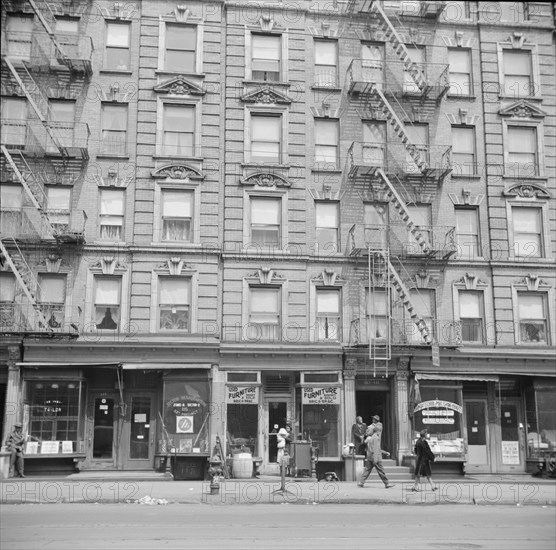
left=355, top=390, right=392, bottom=456
left=122, top=392, right=156, bottom=469
left=85, top=392, right=117, bottom=469
left=497, top=398, right=525, bottom=472
left=263, top=398, right=291, bottom=474
left=464, top=399, right=491, bottom=473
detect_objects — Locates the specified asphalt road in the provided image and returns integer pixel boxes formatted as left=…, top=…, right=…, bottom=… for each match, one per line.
left=1, top=504, right=555, bottom=550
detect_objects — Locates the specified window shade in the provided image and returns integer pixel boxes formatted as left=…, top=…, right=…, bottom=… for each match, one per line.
left=162, top=191, right=192, bottom=217
left=459, top=292, right=480, bottom=317
left=251, top=198, right=279, bottom=224
left=95, top=279, right=120, bottom=304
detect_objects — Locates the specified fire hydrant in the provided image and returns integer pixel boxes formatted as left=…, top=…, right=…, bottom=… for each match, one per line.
left=208, top=455, right=223, bottom=495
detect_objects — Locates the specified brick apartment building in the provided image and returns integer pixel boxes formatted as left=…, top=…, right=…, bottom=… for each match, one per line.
left=0, top=0, right=554, bottom=478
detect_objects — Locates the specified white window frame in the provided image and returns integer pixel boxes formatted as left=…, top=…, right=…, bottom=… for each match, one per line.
left=314, top=39, right=338, bottom=88
left=451, top=125, right=476, bottom=176
left=314, top=118, right=339, bottom=167
left=246, top=111, right=284, bottom=165
left=497, top=43, right=541, bottom=99
left=513, top=290, right=552, bottom=346
left=98, top=188, right=125, bottom=242
left=456, top=290, right=485, bottom=344
left=315, top=201, right=339, bottom=254
left=248, top=195, right=282, bottom=249
left=250, top=33, right=282, bottom=82
left=244, top=285, right=283, bottom=343
left=156, top=276, right=191, bottom=333
left=100, top=103, right=128, bottom=156
left=156, top=98, right=201, bottom=158
left=158, top=21, right=200, bottom=74
left=315, top=287, right=342, bottom=342
left=366, top=287, right=390, bottom=344
left=46, top=186, right=71, bottom=233
left=104, top=20, right=131, bottom=71
left=448, top=48, right=472, bottom=96
left=506, top=202, right=549, bottom=260
left=37, top=273, right=68, bottom=330
left=503, top=122, right=543, bottom=178
left=454, top=207, right=482, bottom=260
left=159, top=188, right=195, bottom=243
left=245, top=30, right=287, bottom=82
left=6, top=14, right=34, bottom=60
left=453, top=279, right=495, bottom=346
left=88, top=276, right=125, bottom=333
left=242, top=189, right=288, bottom=250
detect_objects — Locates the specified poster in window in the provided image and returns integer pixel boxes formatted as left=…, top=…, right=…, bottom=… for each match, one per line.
left=26, top=442, right=39, bottom=454
left=501, top=441, right=520, bottom=464
left=40, top=441, right=60, bottom=454
left=227, top=385, right=259, bottom=404
left=302, top=386, right=340, bottom=405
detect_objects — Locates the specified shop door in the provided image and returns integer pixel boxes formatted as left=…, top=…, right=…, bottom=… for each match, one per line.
left=263, top=398, right=291, bottom=474
left=122, top=392, right=156, bottom=470
left=497, top=399, right=525, bottom=472
left=464, top=399, right=491, bottom=473
left=355, top=390, right=392, bottom=456
left=84, top=392, right=117, bottom=469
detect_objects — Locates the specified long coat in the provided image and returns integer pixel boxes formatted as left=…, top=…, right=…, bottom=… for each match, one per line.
left=414, top=437, right=435, bottom=477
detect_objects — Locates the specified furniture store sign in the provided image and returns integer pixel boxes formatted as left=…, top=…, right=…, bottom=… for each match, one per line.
left=227, top=385, right=259, bottom=404
left=302, top=386, right=340, bottom=405
left=414, top=400, right=463, bottom=424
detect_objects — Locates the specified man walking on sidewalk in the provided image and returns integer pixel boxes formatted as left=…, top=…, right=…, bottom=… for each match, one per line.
left=358, top=424, right=394, bottom=489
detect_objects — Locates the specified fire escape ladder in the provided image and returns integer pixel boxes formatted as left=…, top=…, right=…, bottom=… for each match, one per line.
left=384, top=255, right=432, bottom=345
left=368, top=0, right=428, bottom=92
left=371, top=86, right=428, bottom=172
left=376, top=169, right=431, bottom=255
left=0, top=239, right=51, bottom=331
left=2, top=57, right=68, bottom=158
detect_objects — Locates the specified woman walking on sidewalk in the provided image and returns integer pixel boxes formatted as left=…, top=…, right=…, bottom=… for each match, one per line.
left=412, top=429, right=436, bottom=492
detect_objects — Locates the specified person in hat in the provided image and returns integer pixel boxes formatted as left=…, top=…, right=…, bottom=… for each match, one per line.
left=276, top=427, right=288, bottom=467
left=352, top=416, right=367, bottom=455
left=358, top=424, right=394, bottom=489
left=411, top=429, right=437, bottom=492
left=5, top=422, right=26, bottom=478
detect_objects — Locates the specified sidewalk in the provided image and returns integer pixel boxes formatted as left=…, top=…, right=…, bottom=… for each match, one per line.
left=1, top=476, right=555, bottom=506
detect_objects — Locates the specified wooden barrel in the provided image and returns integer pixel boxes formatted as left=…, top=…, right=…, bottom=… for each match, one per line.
left=232, top=452, right=252, bottom=479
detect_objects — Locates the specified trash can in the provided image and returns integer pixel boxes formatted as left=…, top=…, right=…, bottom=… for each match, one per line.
left=344, top=455, right=365, bottom=482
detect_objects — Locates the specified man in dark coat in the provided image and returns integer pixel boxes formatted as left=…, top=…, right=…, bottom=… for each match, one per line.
left=351, top=416, right=367, bottom=455
left=357, top=425, right=394, bottom=489
left=5, top=423, right=26, bottom=478
left=411, top=429, right=436, bottom=491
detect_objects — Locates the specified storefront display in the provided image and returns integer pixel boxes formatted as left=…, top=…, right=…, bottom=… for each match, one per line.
left=226, top=384, right=259, bottom=454
left=525, top=380, right=556, bottom=460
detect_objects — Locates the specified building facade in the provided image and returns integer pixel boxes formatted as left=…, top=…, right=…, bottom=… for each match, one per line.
left=1, top=0, right=554, bottom=478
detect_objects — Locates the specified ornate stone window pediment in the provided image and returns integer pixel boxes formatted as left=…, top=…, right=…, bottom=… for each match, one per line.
left=455, top=272, right=489, bottom=291
left=503, top=183, right=550, bottom=199
left=154, top=257, right=194, bottom=277
left=90, top=257, right=128, bottom=275
left=154, top=77, right=205, bottom=96
left=499, top=101, right=546, bottom=119
left=151, top=164, right=203, bottom=181
left=160, top=5, right=202, bottom=24
left=311, top=270, right=345, bottom=287
left=515, top=274, right=550, bottom=292
left=240, top=172, right=291, bottom=188
left=241, top=87, right=292, bottom=105
left=245, top=268, right=283, bottom=285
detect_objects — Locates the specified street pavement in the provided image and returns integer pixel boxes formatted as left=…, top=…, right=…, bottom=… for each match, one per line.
left=1, top=474, right=555, bottom=506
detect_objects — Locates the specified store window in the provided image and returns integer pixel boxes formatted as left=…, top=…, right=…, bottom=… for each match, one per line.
left=525, top=384, right=556, bottom=460
left=25, top=380, right=84, bottom=454
left=252, top=34, right=281, bottom=81
left=413, top=383, right=464, bottom=458
left=226, top=374, right=260, bottom=455
left=164, top=23, right=196, bottom=72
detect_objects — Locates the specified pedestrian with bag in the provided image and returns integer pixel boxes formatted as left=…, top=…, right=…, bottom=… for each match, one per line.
left=411, top=429, right=437, bottom=491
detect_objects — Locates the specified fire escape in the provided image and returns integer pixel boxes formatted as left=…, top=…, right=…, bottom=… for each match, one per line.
left=341, top=1, right=460, bottom=368
left=0, top=0, right=92, bottom=335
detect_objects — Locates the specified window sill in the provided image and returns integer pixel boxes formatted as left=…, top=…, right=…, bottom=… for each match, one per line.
left=243, top=79, right=290, bottom=87
left=311, top=167, right=342, bottom=173
left=450, top=174, right=482, bottom=179
left=150, top=241, right=200, bottom=247
left=96, top=154, right=130, bottom=160
left=498, top=95, right=543, bottom=102
left=242, top=162, right=289, bottom=169
left=311, top=85, right=341, bottom=92
left=502, top=175, right=547, bottom=181
left=155, top=70, right=205, bottom=79
left=99, top=69, right=133, bottom=75
left=154, top=154, right=203, bottom=162
left=447, top=94, right=477, bottom=100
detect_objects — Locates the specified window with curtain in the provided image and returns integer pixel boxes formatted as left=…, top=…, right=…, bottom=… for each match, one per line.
left=367, top=288, right=389, bottom=342
left=455, top=208, right=480, bottom=258
left=105, top=21, right=131, bottom=70
left=165, top=23, right=196, bottom=72
left=158, top=277, right=191, bottom=331
left=314, top=40, right=338, bottom=87
left=94, top=277, right=121, bottom=330
left=250, top=115, right=281, bottom=163
left=315, top=202, right=338, bottom=253
left=316, top=289, right=341, bottom=341
left=248, top=287, right=280, bottom=341
left=511, top=206, right=542, bottom=258
left=315, top=119, right=339, bottom=165
left=507, top=126, right=537, bottom=176
left=252, top=34, right=281, bottom=81
left=162, top=105, right=195, bottom=157
left=99, top=189, right=124, bottom=241
left=517, top=293, right=548, bottom=344
left=250, top=197, right=281, bottom=246
left=101, top=104, right=128, bottom=155
left=459, top=291, right=483, bottom=343
left=503, top=50, right=533, bottom=97
left=6, top=14, right=33, bottom=59
left=47, top=187, right=71, bottom=233
left=448, top=49, right=471, bottom=96
left=452, top=126, right=476, bottom=175
left=161, top=190, right=193, bottom=241
left=38, top=275, right=66, bottom=329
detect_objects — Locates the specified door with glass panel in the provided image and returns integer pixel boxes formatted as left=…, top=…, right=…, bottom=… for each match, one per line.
left=464, top=399, right=491, bottom=472
left=497, top=399, right=525, bottom=472
left=85, top=392, right=117, bottom=469
left=122, top=392, right=156, bottom=469
left=263, top=398, right=292, bottom=474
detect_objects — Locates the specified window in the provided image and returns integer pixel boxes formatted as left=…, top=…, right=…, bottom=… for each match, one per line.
left=363, top=122, right=386, bottom=166
left=0, top=185, right=22, bottom=235
left=46, top=187, right=71, bottom=233
left=55, top=17, right=79, bottom=34
left=99, top=189, right=124, bottom=241
left=511, top=206, right=542, bottom=258
left=503, top=50, right=533, bottom=97
left=404, top=123, right=428, bottom=174
left=367, top=288, right=389, bottom=341
left=314, top=40, right=338, bottom=87
left=250, top=197, right=281, bottom=246
left=1, top=97, right=27, bottom=146
left=315, top=202, right=338, bottom=253
left=403, top=46, right=425, bottom=94
left=507, top=126, right=538, bottom=176
left=315, top=119, right=339, bottom=165
left=162, top=104, right=195, bottom=157
left=252, top=34, right=281, bottom=81
left=448, top=49, right=471, bottom=96
left=316, top=289, right=341, bottom=341
left=406, top=204, right=431, bottom=254
left=164, top=23, right=196, bottom=72
left=459, top=291, right=483, bottom=343
left=248, top=287, right=280, bottom=341
left=0, top=273, right=16, bottom=329
left=6, top=14, right=33, bottom=59
left=48, top=100, right=75, bottom=152
left=100, top=104, right=127, bottom=155
left=455, top=208, right=480, bottom=258
left=364, top=202, right=388, bottom=247
left=158, top=277, right=191, bottom=331
left=452, top=126, right=476, bottom=175
left=517, top=293, right=548, bottom=344
left=38, top=274, right=66, bottom=329
left=161, top=190, right=193, bottom=242
left=250, top=115, right=281, bottom=163
left=105, top=21, right=130, bottom=70
left=94, top=277, right=121, bottom=330
left=408, top=289, right=434, bottom=344
left=361, top=42, right=384, bottom=88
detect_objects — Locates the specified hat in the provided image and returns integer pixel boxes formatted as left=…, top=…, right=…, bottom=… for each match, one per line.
left=14, top=423, right=22, bottom=428
left=420, top=429, right=428, bottom=437
left=372, top=415, right=380, bottom=422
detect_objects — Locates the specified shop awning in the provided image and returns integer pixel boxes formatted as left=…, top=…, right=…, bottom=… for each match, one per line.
left=122, top=363, right=212, bottom=370
left=415, top=373, right=500, bottom=382
left=17, top=362, right=121, bottom=368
